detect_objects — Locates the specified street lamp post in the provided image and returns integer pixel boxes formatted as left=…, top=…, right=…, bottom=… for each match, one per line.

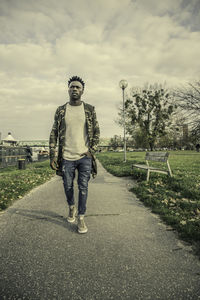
left=119, top=79, right=128, bottom=162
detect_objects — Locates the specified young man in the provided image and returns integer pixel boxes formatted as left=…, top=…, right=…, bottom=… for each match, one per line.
left=49, top=76, right=100, bottom=234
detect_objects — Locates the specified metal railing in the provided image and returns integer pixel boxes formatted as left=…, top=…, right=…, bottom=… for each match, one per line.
left=0, top=146, right=27, bottom=168
left=0, top=145, right=50, bottom=168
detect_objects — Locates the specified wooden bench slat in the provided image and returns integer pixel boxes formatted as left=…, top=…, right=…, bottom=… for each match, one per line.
left=132, top=164, right=169, bottom=173
left=132, top=164, right=148, bottom=170
left=146, top=157, right=168, bottom=162
left=146, top=152, right=168, bottom=156
left=146, top=152, right=169, bottom=162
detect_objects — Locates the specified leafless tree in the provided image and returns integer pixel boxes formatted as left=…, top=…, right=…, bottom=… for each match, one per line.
left=174, top=81, right=200, bottom=139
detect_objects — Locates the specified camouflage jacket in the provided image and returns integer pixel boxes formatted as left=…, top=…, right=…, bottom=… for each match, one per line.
left=49, top=101, right=100, bottom=176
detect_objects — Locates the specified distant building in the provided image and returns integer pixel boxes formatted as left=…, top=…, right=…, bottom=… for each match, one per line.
left=2, top=132, right=17, bottom=146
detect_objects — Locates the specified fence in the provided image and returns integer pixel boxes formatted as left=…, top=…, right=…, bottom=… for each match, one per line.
left=0, top=145, right=50, bottom=168
left=0, top=146, right=27, bottom=168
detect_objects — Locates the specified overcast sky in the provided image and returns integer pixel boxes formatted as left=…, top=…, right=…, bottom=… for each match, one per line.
left=0, top=0, right=200, bottom=140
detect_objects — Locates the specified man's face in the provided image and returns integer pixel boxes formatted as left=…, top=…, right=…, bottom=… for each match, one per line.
left=68, top=81, right=84, bottom=101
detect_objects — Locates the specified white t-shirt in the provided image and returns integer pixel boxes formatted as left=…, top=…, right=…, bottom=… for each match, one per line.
left=63, top=103, right=89, bottom=161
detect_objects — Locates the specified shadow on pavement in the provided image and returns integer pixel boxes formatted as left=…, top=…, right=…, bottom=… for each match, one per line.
left=8, top=208, right=77, bottom=233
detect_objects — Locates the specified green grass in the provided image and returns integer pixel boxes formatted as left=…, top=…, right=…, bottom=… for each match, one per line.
left=97, top=151, right=200, bottom=256
left=0, top=160, right=54, bottom=211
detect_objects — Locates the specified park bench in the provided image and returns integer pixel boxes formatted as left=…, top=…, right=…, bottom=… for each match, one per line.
left=132, top=152, right=172, bottom=181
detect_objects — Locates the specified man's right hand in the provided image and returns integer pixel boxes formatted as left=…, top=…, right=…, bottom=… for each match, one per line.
left=50, top=158, right=59, bottom=170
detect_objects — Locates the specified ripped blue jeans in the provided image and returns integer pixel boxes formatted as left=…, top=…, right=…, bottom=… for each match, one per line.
left=62, top=156, right=92, bottom=215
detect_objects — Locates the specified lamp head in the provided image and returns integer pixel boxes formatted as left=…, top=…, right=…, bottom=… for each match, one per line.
left=119, top=79, right=128, bottom=89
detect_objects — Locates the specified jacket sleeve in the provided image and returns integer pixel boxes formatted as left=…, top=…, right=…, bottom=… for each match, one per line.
left=49, top=107, right=59, bottom=160
left=90, top=107, right=100, bottom=153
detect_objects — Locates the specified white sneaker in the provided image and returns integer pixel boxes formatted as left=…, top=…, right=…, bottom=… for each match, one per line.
left=77, top=215, right=88, bottom=234
left=67, top=205, right=76, bottom=223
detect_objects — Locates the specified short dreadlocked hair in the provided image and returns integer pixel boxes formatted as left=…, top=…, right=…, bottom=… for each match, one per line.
left=68, top=76, right=85, bottom=90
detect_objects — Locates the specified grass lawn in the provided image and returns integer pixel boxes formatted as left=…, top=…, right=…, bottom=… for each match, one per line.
left=96, top=151, right=200, bottom=256
left=0, top=160, right=54, bottom=211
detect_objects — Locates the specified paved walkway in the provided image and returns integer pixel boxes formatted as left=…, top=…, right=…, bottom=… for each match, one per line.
left=0, top=161, right=200, bottom=300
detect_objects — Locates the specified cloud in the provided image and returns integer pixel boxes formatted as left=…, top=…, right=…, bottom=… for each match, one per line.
left=134, top=0, right=182, bottom=15
left=0, top=0, right=200, bottom=140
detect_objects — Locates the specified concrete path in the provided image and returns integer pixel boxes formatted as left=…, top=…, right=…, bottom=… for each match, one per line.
left=0, top=161, right=200, bottom=300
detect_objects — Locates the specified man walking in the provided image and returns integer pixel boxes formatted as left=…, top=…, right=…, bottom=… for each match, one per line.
left=49, top=76, right=100, bottom=234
